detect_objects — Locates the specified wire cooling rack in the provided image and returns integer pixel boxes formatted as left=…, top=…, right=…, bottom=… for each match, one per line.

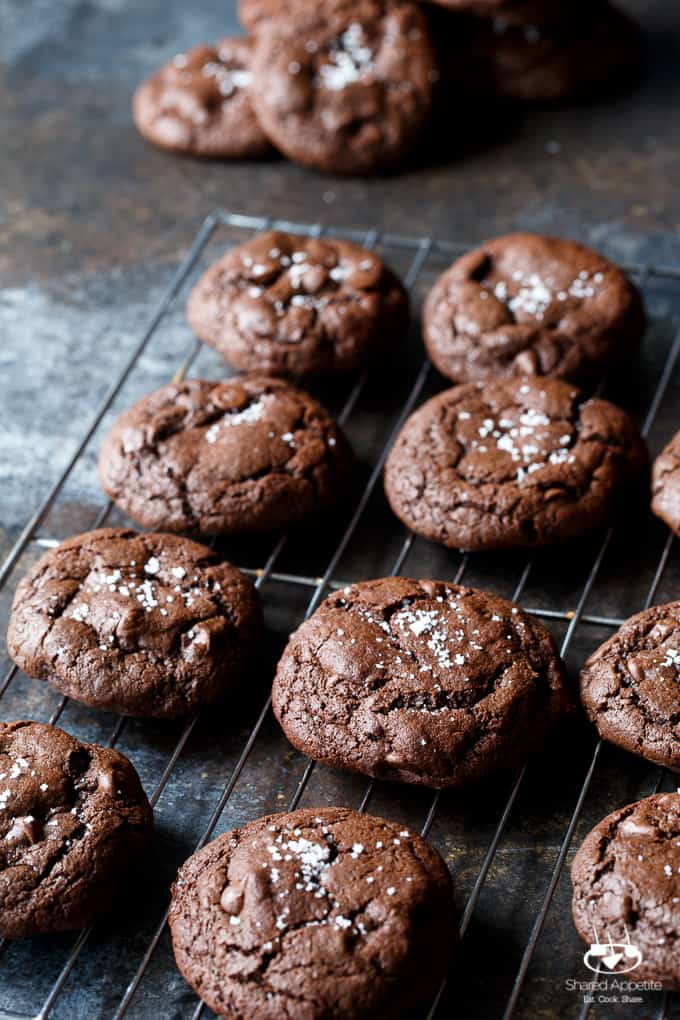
left=1, top=210, right=679, bottom=1020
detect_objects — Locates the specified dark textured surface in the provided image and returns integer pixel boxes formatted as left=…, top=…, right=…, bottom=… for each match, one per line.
left=169, top=807, right=455, bottom=1019
left=2, top=1, right=680, bottom=1018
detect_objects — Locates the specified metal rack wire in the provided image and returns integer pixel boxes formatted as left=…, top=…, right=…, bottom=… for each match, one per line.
left=1, top=209, right=679, bottom=1020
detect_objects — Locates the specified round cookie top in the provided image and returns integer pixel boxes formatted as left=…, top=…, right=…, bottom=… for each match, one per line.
left=0, top=720, right=152, bottom=937
left=187, top=230, right=409, bottom=378
left=273, top=577, right=571, bottom=787
left=423, top=233, right=645, bottom=387
left=238, top=0, right=309, bottom=33
left=384, top=376, right=647, bottom=551
left=426, top=0, right=574, bottom=21
left=457, top=3, right=642, bottom=103
left=580, top=601, right=680, bottom=771
left=250, top=0, right=437, bottom=175
left=652, top=430, right=680, bottom=537
left=571, top=793, right=680, bottom=989
left=98, top=375, right=353, bottom=537
left=132, top=38, right=272, bottom=159
left=169, top=806, right=455, bottom=1019
left=7, top=528, right=262, bottom=718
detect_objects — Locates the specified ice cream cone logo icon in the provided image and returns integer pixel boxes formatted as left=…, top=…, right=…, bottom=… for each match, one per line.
left=583, top=924, right=642, bottom=974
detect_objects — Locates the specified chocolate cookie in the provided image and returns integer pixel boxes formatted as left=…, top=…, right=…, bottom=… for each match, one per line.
left=571, top=793, right=680, bottom=989
left=132, top=38, right=272, bottom=159
left=169, top=806, right=455, bottom=1018
left=238, top=0, right=306, bottom=33
left=273, top=577, right=572, bottom=788
left=652, top=430, right=680, bottom=537
left=250, top=0, right=437, bottom=175
left=579, top=601, right=680, bottom=771
left=0, top=720, right=152, bottom=937
left=424, top=0, right=578, bottom=23
left=187, top=231, right=409, bottom=378
left=423, top=234, right=645, bottom=387
left=458, top=3, right=642, bottom=103
left=7, top=528, right=262, bottom=718
left=384, top=376, right=647, bottom=551
left=98, top=375, right=353, bottom=537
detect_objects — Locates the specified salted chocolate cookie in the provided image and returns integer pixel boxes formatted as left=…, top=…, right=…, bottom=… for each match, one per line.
left=273, top=577, right=571, bottom=787
left=572, top=793, right=680, bottom=989
left=580, top=602, right=680, bottom=771
left=458, top=3, right=642, bottom=103
left=7, top=528, right=261, bottom=718
left=169, top=806, right=455, bottom=1018
left=652, top=431, right=680, bottom=537
left=187, top=231, right=409, bottom=378
left=423, top=234, right=645, bottom=387
left=0, top=720, right=152, bottom=937
left=99, top=376, right=352, bottom=538
left=385, top=377, right=647, bottom=552
left=250, top=0, right=437, bottom=175
left=132, top=38, right=272, bottom=158
left=424, top=0, right=578, bottom=23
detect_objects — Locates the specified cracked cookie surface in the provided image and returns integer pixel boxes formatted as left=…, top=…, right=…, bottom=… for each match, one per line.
left=7, top=528, right=262, bottom=718
left=580, top=602, right=680, bottom=771
left=272, top=577, right=572, bottom=788
left=652, top=430, right=680, bottom=537
left=169, top=806, right=455, bottom=1019
left=423, top=233, right=645, bottom=387
left=98, top=375, right=353, bottom=537
left=0, top=720, right=152, bottom=937
left=187, top=230, right=408, bottom=378
left=384, top=376, right=647, bottom=551
left=571, top=793, right=680, bottom=989
left=250, top=0, right=437, bottom=175
left=133, top=38, right=272, bottom=158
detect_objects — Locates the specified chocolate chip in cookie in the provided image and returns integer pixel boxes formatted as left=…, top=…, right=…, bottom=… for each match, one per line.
left=169, top=806, right=456, bottom=1018
left=133, top=38, right=273, bottom=159
left=250, top=0, right=438, bottom=174
left=652, top=430, right=680, bottom=537
left=423, top=233, right=645, bottom=387
left=0, top=720, right=152, bottom=937
left=384, top=376, right=647, bottom=551
left=580, top=601, right=680, bottom=771
left=572, top=793, right=680, bottom=989
left=98, top=375, right=354, bottom=537
left=273, top=577, right=572, bottom=787
left=187, top=230, right=409, bottom=378
left=7, top=528, right=262, bottom=718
